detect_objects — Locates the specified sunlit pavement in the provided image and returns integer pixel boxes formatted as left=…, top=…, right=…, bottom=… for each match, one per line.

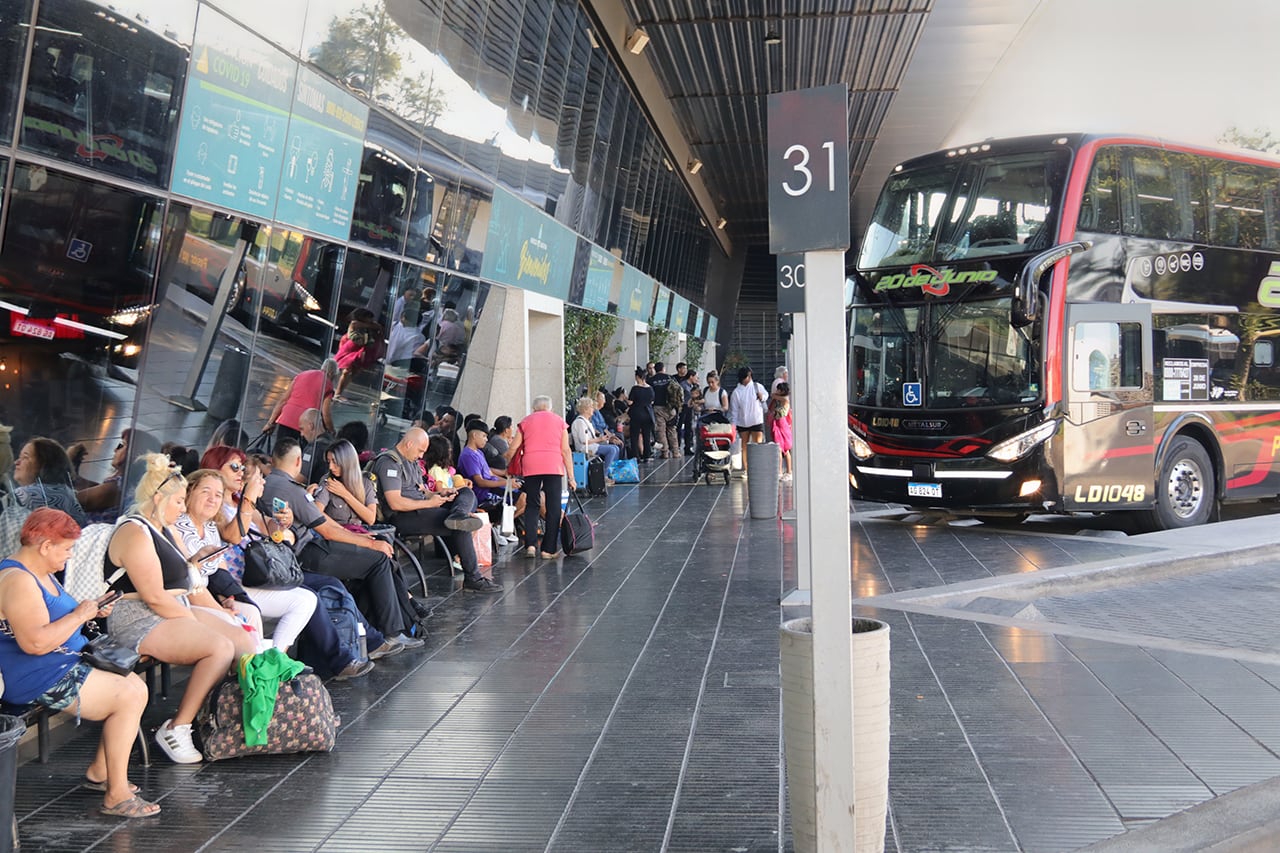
left=14, top=459, right=1280, bottom=851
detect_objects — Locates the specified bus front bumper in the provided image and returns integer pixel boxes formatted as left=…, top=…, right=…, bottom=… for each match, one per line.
left=849, top=456, right=1059, bottom=513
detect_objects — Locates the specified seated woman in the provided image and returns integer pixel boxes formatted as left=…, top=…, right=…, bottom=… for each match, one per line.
left=14, top=437, right=87, bottom=526
left=0, top=509, right=157, bottom=817
left=105, top=455, right=257, bottom=764
left=571, top=396, right=622, bottom=474
left=201, top=446, right=389, bottom=678
left=74, top=428, right=160, bottom=525
left=175, top=469, right=317, bottom=655
left=313, top=440, right=378, bottom=532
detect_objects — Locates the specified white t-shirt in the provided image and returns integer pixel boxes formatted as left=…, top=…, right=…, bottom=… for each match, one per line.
left=728, top=382, right=767, bottom=427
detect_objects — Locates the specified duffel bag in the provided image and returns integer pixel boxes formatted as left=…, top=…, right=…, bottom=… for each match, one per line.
left=560, top=492, right=595, bottom=555
left=197, top=672, right=339, bottom=761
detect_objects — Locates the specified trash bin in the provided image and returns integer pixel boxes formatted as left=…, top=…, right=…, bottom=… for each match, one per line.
left=0, top=715, right=26, bottom=853
left=779, top=617, right=891, bottom=853
left=208, top=345, right=250, bottom=421
left=746, top=441, right=780, bottom=518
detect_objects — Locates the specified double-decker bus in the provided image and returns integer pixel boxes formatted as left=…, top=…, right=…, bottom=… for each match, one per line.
left=848, top=133, right=1280, bottom=529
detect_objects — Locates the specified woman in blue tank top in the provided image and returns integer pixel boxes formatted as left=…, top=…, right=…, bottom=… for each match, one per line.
left=0, top=508, right=158, bottom=818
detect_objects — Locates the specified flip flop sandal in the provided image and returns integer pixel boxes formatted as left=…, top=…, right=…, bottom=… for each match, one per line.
left=100, top=794, right=160, bottom=818
left=82, top=778, right=139, bottom=794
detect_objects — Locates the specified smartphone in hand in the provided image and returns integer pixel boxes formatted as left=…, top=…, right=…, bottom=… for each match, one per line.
left=96, top=589, right=123, bottom=608
left=272, top=497, right=288, bottom=514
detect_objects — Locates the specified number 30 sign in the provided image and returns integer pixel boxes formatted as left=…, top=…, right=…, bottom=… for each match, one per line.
left=766, top=84, right=850, bottom=255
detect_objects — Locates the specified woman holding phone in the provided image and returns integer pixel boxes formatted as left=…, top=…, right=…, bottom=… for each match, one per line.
left=104, top=455, right=258, bottom=764
left=174, top=469, right=317, bottom=655
left=0, top=509, right=158, bottom=817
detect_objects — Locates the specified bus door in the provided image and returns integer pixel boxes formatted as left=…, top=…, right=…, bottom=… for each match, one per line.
left=1061, top=303, right=1154, bottom=511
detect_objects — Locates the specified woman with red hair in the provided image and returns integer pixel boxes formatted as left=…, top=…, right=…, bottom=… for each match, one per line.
left=0, top=509, right=157, bottom=817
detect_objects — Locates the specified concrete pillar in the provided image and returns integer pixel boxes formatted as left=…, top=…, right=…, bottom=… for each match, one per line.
left=609, top=318, right=642, bottom=390
left=453, top=286, right=564, bottom=422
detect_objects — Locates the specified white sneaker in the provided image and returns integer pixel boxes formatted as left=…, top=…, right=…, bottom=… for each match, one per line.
left=156, top=718, right=202, bottom=764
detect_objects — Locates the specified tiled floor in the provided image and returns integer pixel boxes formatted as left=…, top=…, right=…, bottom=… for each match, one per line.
left=13, top=459, right=1280, bottom=852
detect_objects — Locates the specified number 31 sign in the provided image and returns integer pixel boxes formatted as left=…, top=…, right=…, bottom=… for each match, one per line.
left=766, top=84, right=850, bottom=255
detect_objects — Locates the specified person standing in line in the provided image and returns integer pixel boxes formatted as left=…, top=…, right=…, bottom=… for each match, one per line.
left=626, top=369, right=656, bottom=462
left=648, top=362, right=676, bottom=458
left=701, top=371, right=729, bottom=414
left=727, top=366, right=769, bottom=478
left=771, top=382, right=794, bottom=481
left=505, top=395, right=576, bottom=559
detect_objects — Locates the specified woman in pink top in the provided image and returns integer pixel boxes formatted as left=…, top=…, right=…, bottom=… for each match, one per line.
left=505, top=395, right=576, bottom=558
left=263, top=358, right=338, bottom=443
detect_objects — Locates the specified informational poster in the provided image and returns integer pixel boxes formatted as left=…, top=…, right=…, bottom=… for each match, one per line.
left=480, top=187, right=576, bottom=300
left=619, top=264, right=655, bottom=322
left=707, top=315, right=718, bottom=342
left=671, top=295, right=690, bottom=333
left=582, top=244, right=617, bottom=312
left=275, top=67, right=367, bottom=241
left=651, top=286, right=671, bottom=328
left=1161, top=358, right=1209, bottom=401
left=171, top=9, right=296, bottom=217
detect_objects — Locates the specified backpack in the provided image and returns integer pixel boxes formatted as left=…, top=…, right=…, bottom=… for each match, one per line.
left=312, top=582, right=365, bottom=667
left=666, top=379, right=685, bottom=410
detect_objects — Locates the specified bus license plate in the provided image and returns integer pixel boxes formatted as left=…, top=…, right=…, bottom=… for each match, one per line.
left=907, top=482, right=942, bottom=498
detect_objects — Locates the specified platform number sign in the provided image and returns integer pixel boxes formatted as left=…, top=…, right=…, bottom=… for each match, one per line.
left=777, top=253, right=806, bottom=313
left=767, top=84, right=850, bottom=255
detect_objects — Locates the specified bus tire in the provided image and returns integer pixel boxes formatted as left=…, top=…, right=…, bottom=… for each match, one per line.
left=1142, top=436, right=1215, bottom=530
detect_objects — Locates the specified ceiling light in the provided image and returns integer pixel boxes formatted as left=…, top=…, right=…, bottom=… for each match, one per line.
left=764, top=31, right=781, bottom=46
left=687, top=158, right=703, bottom=175
left=716, top=217, right=727, bottom=230
left=625, top=28, right=650, bottom=54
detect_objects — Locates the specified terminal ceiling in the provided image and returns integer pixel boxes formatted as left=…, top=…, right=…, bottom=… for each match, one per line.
left=585, top=0, right=1042, bottom=302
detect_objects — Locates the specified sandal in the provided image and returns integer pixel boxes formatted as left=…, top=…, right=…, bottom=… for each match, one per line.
left=524, top=547, right=537, bottom=558
left=100, top=794, right=160, bottom=818
left=540, top=551, right=561, bottom=559
left=82, top=777, right=139, bottom=794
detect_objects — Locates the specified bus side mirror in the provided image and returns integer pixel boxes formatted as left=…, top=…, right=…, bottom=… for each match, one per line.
left=1012, top=241, right=1092, bottom=327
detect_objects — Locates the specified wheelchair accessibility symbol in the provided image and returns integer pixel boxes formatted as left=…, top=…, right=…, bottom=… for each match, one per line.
left=903, top=382, right=922, bottom=407
left=66, top=238, right=92, bottom=263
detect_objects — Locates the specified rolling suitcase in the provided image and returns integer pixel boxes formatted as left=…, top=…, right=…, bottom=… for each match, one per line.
left=572, top=452, right=588, bottom=491
left=587, top=455, right=607, bottom=496
left=560, top=492, right=595, bottom=555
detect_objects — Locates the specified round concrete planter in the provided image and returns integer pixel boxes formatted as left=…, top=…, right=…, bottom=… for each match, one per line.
left=779, top=616, right=890, bottom=853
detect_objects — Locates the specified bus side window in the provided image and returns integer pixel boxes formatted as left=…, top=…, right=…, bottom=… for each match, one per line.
left=1073, top=322, right=1142, bottom=392
left=1078, top=149, right=1121, bottom=234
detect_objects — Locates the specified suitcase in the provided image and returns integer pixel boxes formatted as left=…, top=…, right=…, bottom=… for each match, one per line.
left=560, top=492, right=595, bottom=555
left=586, top=455, right=607, bottom=496
left=572, top=451, right=588, bottom=490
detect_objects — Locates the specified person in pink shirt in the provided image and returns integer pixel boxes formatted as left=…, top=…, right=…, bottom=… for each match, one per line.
left=504, top=395, right=576, bottom=559
left=263, top=358, right=338, bottom=443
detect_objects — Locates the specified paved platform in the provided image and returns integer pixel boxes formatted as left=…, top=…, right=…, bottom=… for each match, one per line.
left=12, top=459, right=1280, bottom=851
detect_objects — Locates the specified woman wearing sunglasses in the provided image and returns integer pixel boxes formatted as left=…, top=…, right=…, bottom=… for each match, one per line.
left=104, top=454, right=258, bottom=764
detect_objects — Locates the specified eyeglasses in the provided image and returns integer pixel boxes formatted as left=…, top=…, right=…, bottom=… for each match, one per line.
left=227, top=462, right=244, bottom=473
left=115, top=442, right=124, bottom=450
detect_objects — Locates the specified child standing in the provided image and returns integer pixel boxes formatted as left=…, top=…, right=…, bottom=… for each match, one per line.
left=771, top=382, right=793, bottom=481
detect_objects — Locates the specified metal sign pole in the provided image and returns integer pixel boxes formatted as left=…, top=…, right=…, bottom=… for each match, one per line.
left=767, top=84, right=855, bottom=851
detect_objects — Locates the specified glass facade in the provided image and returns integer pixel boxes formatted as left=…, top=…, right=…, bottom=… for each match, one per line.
left=0, top=0, right=715, bottom=520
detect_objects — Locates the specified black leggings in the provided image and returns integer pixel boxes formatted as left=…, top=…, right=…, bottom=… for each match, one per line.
left=629, top=419, right=653, bottom=460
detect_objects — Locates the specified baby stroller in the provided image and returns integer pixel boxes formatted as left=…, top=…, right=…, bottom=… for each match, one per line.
left=694, top=410, right=736, bottom=485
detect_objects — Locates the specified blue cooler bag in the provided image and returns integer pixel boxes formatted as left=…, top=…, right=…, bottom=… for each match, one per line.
left=607, top=458, right=639, bottom=484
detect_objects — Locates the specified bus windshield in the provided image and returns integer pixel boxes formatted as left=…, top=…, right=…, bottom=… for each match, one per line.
left=857, top=150, right=1070, bottom=269
left=851, top=298, right=1040, bottom=409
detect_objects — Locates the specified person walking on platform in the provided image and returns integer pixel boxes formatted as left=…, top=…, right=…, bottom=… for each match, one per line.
left=648, top=362, right=678, bottom=458
left=727, top=366, right=768, bottom=478
left=505, top=395, right=576, bottom=559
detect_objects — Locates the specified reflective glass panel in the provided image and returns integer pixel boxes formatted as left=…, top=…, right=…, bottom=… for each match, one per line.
left=0, top=0, right=32, bottom=145
left=20, top=0, right=195, bottom=187
left=0, top=164, right=161, bottom=494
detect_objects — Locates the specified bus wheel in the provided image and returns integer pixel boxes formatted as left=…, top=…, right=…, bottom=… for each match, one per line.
left=1144, top=436, right=1215, bottom=530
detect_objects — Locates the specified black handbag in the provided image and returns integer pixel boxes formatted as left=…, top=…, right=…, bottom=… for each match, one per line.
left=80, top=633, right=140, bottom=676
left=240, top=528, right=304, bottom=588
left=559, top=492, right=595, bottom=555
left=235, top=512, right=303, bottom=589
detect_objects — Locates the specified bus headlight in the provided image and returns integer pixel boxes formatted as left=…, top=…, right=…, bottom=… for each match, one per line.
left=848, top=429, right=873, bottom=460
left=986, top=420, right=1057, bottom=463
